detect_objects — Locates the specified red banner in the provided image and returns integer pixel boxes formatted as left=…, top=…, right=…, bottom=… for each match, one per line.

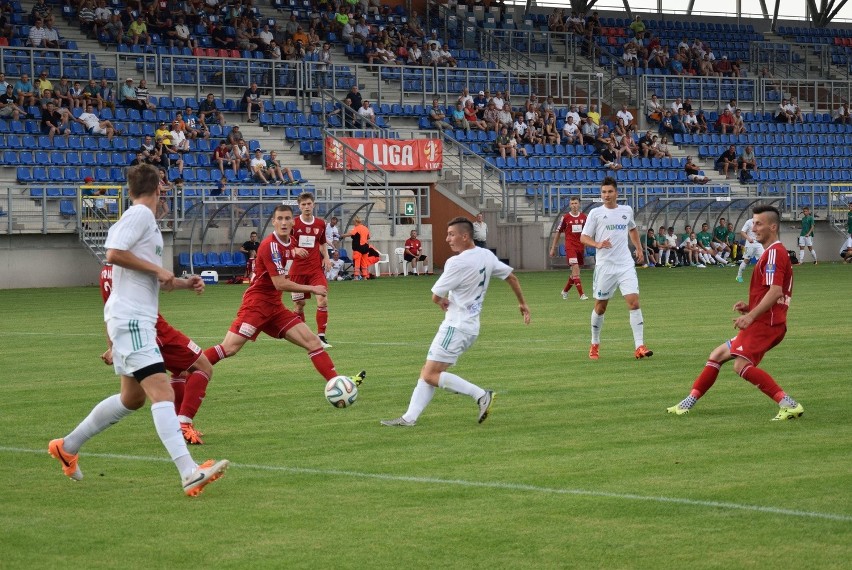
left=325, top=138, right=443, bottom=171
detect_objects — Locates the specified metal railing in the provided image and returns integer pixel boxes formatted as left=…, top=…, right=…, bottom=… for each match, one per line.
left=749, top=42, right=831, bottom=79
left=440, top=135, right=509, bottom=218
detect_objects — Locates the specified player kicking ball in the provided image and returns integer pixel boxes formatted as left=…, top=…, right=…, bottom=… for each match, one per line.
left=580, top=177, right=653, bottom=360
left=203, top=205, right=365, bottom=387
left=381, top=216, right=530, bottom=427
left=549, top=196, right=589, bottom=300
left=668, top=205, right=804, bottom=421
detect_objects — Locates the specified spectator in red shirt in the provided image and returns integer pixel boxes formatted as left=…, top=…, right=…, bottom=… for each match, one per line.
left=716, top=109, right=735, bottom=134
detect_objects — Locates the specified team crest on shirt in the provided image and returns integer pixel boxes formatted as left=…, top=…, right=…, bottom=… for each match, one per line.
left=312, top=228, right=319, bottom=235
left=766, top=263, right=776, bottom=274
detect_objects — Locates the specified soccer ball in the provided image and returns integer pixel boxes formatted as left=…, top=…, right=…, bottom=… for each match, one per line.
left=324, top=376, right=358, bottom=408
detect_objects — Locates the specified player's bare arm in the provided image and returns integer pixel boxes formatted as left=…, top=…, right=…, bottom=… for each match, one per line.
left=629, top=227, right=645, bottom=264
left=505, top=273, right=531, bottom=324
left=733, top=301, right=749, bottom=314
left=549, top=229, right=562, bottom=256
left=106, top=248, right=175, bottom=288
left=740, top=231, right=753, bottom=243
left=581, top=233, right=610, bottom=249
left=270, top=273, right=327, bottom=296
left=293, top=247, right=309, bottom=258
left=171, top=275, right=205, bottom=295
left=733, top=284, right=784, bottom=330
left=432, top=294, right=450, bottom=312
left=320, top=243, right=332, bottom=271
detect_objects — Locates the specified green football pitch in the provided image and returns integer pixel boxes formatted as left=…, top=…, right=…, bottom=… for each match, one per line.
left=1, top=264, right=850, bottom=568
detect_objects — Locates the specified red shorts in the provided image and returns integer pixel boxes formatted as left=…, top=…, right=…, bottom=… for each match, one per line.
left=728, top=321, right=787, bottom=366
left=565, top=245, right=584, bottom=266
left=155, top=319, right=202, bottom=375
left=289, top=272, right=327, bottom=301
left=229, top=300, right=303, bottom=340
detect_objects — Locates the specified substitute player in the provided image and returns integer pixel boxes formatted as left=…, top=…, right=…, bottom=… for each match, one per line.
left=49, top=164, right=228, bottom=496
left=403, top=229, right=428, bottom=275
left=736, top=215, right=765, bottom=282
left=667, top=205, right=804, bottom=420
left=580, top=177, right=653, bottom=360
left=203, top=205, right=365, bottom=385
left=381, top=216, right=530, bottom=427
left=290, top=192, right=333, bottom=348
left=100, top=264, right=210, bottom=445
left=549, top=196, right=588, bottom=300
left=797, top=206, right=817, bottom=264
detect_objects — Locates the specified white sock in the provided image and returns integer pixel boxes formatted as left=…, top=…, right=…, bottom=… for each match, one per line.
left=64, top=394, right=133, bottom=454
left=591, top=311, right=605, bottom=344
left=438, top=371, right=486, bottom=400
left=810, top=249, right=817, bottom=261
left=629, top=308, right=645, bottom=348
left=799, top=249, right=805, bottom=261
left=403, top=379, right=435, bottom=422
left=151, top=401, right=196, bottom=478
left=738, top=259, right=747, bottom=276
left=715, top=254, right=726, bottom=264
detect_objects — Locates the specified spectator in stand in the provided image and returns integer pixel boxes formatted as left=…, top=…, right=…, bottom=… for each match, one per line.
left=670, top=97, right=683, bottom=115
left=98, top=79, right=115, bottom=110
left=40, top=101, right=70, bottom=144
left=169, top=120, right=190, bottom=153
left=30, top=0, right=51, bottom=25
left=242, top=82, right=263, bottom=124
left=715, top=145, right=738, bottom=177
left=543, top=115, right=559, bottom=144
left=231, top=139, right=251, bottom=175
left=28, top=17, right=47, bottom=47
left=615, top=104, right=636, bottom=137
left=725, top=99, right=738, bottom=114
left=345, top=84, right=362, bottom=110
left=618, top=132, right=638, bottom=159
left=14, top=73, right=36, bottom=107
left=714, top=55, right=733, bottom=76
left=53, top=76, right=73, bottom=109
left=685, top=156, right=709, bottom=184
left=267, top=150, right=296, bottom=184
left=716, top=108, right=735, bottom=134
left=696, top=110, right=709, bottom=133
left=648, top=44, right=669, bottom=69
left=68, top=81, right=86, bottom=109
left=496, top=126, right=526, bottom=158
left=170, top=16, right=196, bottom=49
left=548, top=9, right=566, bottom=32
left=198, top=93, right=225, bottom=126
left=226, top=125, right=244, bottom=148
left=637, top=130, right=654, bottom=158
left=451, top=101, right=469, bottom=132
left=0, top=84, right=24, bottom=121
left=599, top=140, right=622, bottom=171
left=120, top=78, right=142, bottom=110
left=738, top=145, right=758, bottom=176
left=182, top=107, right=208, bottom=139
left=497, top=104, right=513, bottom=130
left=128, top=15, right=151, bottom=47
left=212, top=140, right=232, bottom=177
left=482, top=102, right=500, bottom=132
left=250, top=149, right=275, bottom=184
left=406, top=41, right=422, bottom=65
left=472, top=91, right=489, bottom=118
left=789, top=97, right=805, bottom=123
left=682, top=109, right=699, bottom=134
left=585, top=103, right=601, bottom=127
left=622, top=39, right=639, bottom=71
left=835, top=102, right=850, bottom=124
left=658, top=110, right=675, bottom=136
left=75, top=104, right=117, bottom=142
left=80, top=78, right=99, bottom=110
left=669, top=52, right=687, bottom=75
left=560, top=115, right=582, bottom=145
left=357, top=100, right=376, bottom=127
left=135, top=79, right=156, bottom=111
left=568, top=11, right=585, bottom=35
left=429, top=98, right=449, bottom=131
left=463, top=101, right=486, bottom=131
left=655, top=136, right=673, bottom=158
left=628, top=14, right=646, bottom=40
left=732, top=109, right=746, bottom=134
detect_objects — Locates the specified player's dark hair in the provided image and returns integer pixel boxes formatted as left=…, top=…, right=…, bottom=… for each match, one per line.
left=570, top=196, right=580, bottom=202
left=753, top=204, right=781, bottom=225
left=274, top=204, right=293, bottom=215
left=601, top=176, right=618, bottom=189
left=448, top=216, right=474, bottom=236
left=126, top=164, right=160, bottom=198
left=298, top=191, right=315, bottom=203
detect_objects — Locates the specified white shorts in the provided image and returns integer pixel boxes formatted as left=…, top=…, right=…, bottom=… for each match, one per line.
left=107, top=318, right=163, bottom=377
left=426, top=323, right=477, bottom=365
left=592, top=264, right=639, bottom=300
left=743, top=241, right=764, bottom=260
left=797, top=236, right=813, bottom=247
left=92, top=125, right=107, bottom=135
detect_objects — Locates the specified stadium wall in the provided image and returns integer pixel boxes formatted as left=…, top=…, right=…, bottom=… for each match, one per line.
left=0, top=235, right=173, bottom=290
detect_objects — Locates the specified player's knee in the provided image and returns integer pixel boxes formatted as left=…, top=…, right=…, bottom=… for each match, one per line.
left=192, top=355, right=214, bottom=376
left=120, top=392, right=146, bottom=410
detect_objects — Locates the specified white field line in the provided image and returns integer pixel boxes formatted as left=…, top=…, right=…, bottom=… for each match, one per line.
left=3, top=446, right=850, bottom=523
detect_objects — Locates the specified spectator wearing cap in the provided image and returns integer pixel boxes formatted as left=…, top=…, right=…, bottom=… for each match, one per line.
left=472, top=90, right=489, bottom=119
left=714, top=55, right=733, bottom=77
left=154, top=120, right=172, bottom=146
left=169, top=120, right=190, bottom=153
left=120, top=78, right=144, bottom=110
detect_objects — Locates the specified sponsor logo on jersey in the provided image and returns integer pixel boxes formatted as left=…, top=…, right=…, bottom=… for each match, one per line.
left=605, top=224, right=628, bottom=231
left=239, top=322, right=257, bottom=337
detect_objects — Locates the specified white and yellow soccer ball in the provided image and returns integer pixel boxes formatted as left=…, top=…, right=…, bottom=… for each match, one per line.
left=324, top=376, right=358, bottom=408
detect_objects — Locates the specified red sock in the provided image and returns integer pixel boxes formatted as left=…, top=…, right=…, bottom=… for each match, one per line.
left=203, top=344, right=227, bottom=366
left=170, top=377, right=186, bottom=413
left=309, top=348, right=337, bottom=380
left=316, top=306, right=328, bottom=335
left=690, top=360, right=721, bottom=398
left=563, top=278, right=573, bottom=293
left=573, top=276, right=584, bottom=296
left=179, top=369, right=210, bottom=420
left=739, top=364, right=785, bottom=402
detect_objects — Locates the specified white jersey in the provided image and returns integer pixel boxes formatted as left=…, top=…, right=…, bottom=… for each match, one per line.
left=431, top=246, right=512, bottom=335
left=741, top=218, right=757, bottom=241
left=581, top=203, right=637, bottom=267
left=103, top=204, right=162, bottom=324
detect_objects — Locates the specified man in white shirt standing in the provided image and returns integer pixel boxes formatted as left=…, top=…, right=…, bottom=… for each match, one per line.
left=381, top=216, right=530, bottom=426
left=49, top=164, right=229, bottom=497
left=580, top=177, right=653, bottom=360
left=473, top=212, right=487, bottom=248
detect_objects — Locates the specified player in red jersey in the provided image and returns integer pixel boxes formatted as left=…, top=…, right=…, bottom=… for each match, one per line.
left=99, top=264, right=211, bottom=444
left=203, top=204, right=365, bottom=385
left=667, top=205, right=804, bottom=421
left=548, top=196, right=588, bottom=300
left=289, top=192, right=333, bottom=348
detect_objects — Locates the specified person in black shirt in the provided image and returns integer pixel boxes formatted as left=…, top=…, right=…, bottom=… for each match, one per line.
left=40, top=101, right=70, bottom=144
left=345, top=84, right=362, bottom=110
left=242, top=82, right=263, bottom=123
left=715, top=145, right=738, bottom=177
left=240, top=231, right=261, bottom=280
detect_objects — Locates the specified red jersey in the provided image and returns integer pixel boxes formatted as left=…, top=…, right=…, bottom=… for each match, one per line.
left=404, top=237, right=422, bottom=256
left=100, top=265, right=169, bottom=337
left=242, top=232, right=295, bottom=307
left=290, top=215, right=327, bottom=276
left=558, top=211, right=588, bottom=250
left=749, top=242, right=792, bottom=327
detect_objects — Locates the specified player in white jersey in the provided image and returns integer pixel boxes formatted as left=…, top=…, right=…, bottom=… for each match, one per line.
left=580, top=177, right=653, bottom=360
left=381, top=216, right=530, bottom=427
left=49, top=164, right=228, bottom=497
left=736, top=217, right=765, bottom=283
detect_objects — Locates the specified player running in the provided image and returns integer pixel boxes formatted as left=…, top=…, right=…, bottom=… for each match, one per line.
left=580, top=177, right=653, bottom=360
left=99, top=264, right=210, bottom=445
left=49, top=164, right=228, bottom=496
left=203, top=205, right=364, bottom=386
left=667, top=205, right=804, bottom=420
left=549, top=196, right=589, bottom=300
left=289, top=192, right=333, bottom=348
left=736, top=215, right=765, bottom=282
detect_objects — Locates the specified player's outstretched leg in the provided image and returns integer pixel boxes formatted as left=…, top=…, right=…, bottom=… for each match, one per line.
left=48, top=438, right=83, bottom=481
left=381, top=378, right=434, bottom=427
left=183, top=459, right=229, bottom=497
left=667, top=360, right=722, bottom=415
